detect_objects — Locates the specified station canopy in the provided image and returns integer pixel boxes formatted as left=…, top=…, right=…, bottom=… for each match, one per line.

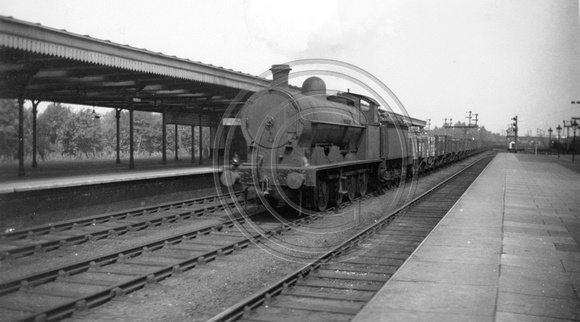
left=0, top=15, right=271, bottom=120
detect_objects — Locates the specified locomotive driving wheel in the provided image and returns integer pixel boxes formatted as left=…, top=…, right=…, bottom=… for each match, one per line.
left=315, top=179, right=330, bottom=211
left=357, top=172, right=368, bottom=196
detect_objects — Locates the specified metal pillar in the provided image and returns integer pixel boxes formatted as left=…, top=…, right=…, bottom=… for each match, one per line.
left=564, top=121, right=571, bottom=151
left=548, top=128, right=552, bottom=155
left=115, top=108, right=121, bottom=164
left=514, top=119, right=518, bottom=153
left=129, top=100, right=135, bottom=169
left=162, top=107, right=167, bottom=165
left=573, top=124, right=577, bottom=163
left=567, top=126, right=570, bottom=151
left=174, top=124, right=179, bottom=161
left=191, top=125, right=195, bottom=163
left=199, top=111, right=203, bottom=165
left=31, top=100, right=40, bottom=168
left=17, top=96, right=25, bottom=176
left=209, top=125, right=216, bottom=159
left=556, top=125, right=562, bottom=158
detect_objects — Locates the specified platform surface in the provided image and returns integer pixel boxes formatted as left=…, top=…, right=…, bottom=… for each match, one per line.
left=0, top=158, right=220, bottom=194
left=353, top=152, right=580, bottom=321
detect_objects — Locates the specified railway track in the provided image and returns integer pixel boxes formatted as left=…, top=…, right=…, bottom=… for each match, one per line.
left=208, top=153, right=495, bottom=322
left=0, top=166, right=392, bottom=322
left=0, top=199, right=333, bottom=321
left=0, top=165, right=415, bottom=322
left=0, top=152, right=490, bottom=321
left=0, top=192, right=244, bottom=260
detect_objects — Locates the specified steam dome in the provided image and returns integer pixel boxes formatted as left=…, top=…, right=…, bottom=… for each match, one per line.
left=302, top=76, right=326, bottom=96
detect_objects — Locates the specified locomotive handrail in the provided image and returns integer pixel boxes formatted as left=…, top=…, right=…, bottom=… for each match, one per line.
left=310, top=120, right=366, bottom=128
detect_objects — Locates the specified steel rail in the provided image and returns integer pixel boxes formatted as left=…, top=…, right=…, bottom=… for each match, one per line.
left=0, top=202, right=257, bottom=297
left=1, top=191, right=242, bottom=241
left=11, top=212, right=325, bottom=322
left=207, top=152, right=495, bottom=322
left=0, top=192, right=243, bottom=260
left=1, top=151, right=489, bottom=321
left=0, top=180, right=386, bottom=297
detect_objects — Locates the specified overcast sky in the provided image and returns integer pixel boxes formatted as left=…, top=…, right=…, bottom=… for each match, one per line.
left=1, top=0, right=579, bottom=135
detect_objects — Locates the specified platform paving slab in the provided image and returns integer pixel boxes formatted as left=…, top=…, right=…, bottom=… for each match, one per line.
left=411, top=245, right=500, bottom=265
left=499, top=273, right=577, bottom=299
left=502, top=244, right=580, bottom=262
left=358, top=280, right=498, bottom=317
left=496, top=311, right=579, bottom=322
left=497, top=292, right=579, bottom=321
left=501, top=264, right=580, bottom=285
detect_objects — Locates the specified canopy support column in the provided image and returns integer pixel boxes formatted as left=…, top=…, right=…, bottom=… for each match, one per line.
left=17, top=96, right=25, bottom=176
left=209, top=125, right=216, bottom=159
left=31, top=100, right=40, bottom=168
left=191, top=125, right=195, bottom=163
left=115, top=108, right=121, bottom=164
left=128, top=100, right=134, bottom=169
left=174, top=124, right=179, bottom=161
left=162, top=107, right=167, bottom=165
left=199, top=110, right=203, bottom=165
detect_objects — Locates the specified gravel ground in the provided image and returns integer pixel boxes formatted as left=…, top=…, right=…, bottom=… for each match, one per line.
left=0, top=153, right=488, bottom=322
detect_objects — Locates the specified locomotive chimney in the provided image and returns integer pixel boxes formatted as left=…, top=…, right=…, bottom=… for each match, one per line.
left=270, top=64, right=291, bottom=89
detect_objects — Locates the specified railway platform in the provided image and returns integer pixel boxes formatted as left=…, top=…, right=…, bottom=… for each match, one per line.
left=353, top=152, right=580, bottom=321
left=0, top=158, right=220, bottom=194
left=0, top=158, right=223, bottom=230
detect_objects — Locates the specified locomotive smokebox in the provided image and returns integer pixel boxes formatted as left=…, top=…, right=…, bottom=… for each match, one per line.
left=270, top=64, right=291, bottom=89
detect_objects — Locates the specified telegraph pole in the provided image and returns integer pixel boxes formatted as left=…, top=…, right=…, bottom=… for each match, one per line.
left=465, top=111, right=472, bottom=138
left=444, top=112, right=479, bottom=139
left=564, top=121, right=571, bottom=151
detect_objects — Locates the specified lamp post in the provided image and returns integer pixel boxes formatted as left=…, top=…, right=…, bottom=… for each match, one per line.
left=548, top=127, right=552, bottom=154
left=556, top=125, right=562, bottom=158
left=536, top=128, right=540, bottom=154
left=573, top=120, right=578, bottom=163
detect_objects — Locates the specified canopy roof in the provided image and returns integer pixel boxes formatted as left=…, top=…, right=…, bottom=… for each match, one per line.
left=0, top=15, right=270, bottom=115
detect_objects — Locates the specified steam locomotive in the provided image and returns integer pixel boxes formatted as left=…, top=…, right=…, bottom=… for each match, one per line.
left=220, top=64, right=484, bottom=211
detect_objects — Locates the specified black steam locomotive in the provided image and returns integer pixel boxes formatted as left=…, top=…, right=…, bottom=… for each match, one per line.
left=221, top=64, right=484, bottom=211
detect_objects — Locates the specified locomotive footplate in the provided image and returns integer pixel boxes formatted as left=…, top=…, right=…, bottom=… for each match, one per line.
left=274, top=159, right=381, bottom=189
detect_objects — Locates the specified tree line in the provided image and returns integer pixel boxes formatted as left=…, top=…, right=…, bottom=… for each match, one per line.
left=0, top=99, right=505, bottom=163
left=0, top=99, right=209, bottom=162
